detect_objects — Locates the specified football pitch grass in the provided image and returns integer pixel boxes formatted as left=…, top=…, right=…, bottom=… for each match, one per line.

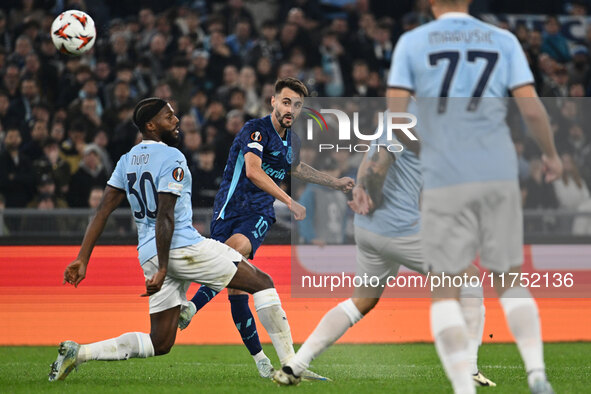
left=1, top=343, right=589, bottom=393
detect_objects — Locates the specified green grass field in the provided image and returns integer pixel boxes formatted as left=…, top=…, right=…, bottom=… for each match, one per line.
left=1, top=343, right=589, bottom=393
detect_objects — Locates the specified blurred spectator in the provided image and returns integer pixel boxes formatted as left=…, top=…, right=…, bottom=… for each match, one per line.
left=0, top=11, right=12, bottom=53
left=347, top=59, right=378, bottom=97
left=541, top=15, right=571, bottom=63
left=567, top=46, right=589, bottom=85
left=93, top=130, right=113, bottom=174
left=216, top=64, right=240, bottom=104
left=60, top=121, right=86, bottom=174
left=369, top=20, right=394, bottom=75
left=0, top=128, right=36, bottom=207
left=190, top=49, right=215, bottom=94
left=553, top=153, right=591, bottom=210
left=108, top=103, right=137, bottom=162
left=58, top=64, right=93, bottom=109
left=208, top=29, right=239, bottom=86
left=165, top=57, right=194, bottom=115
left=541, top=63, right=569, bottom=97
left=0, top=90, right=10, bottom=129
left=34, top=137, right=71, bottom=199
left=0, top=193, right=7, bottom=236
left=319, top=29, right=347, bottom=97
left=191, top=145, right=223, bottom=207
left=246, top=20, right=282, bottom=67
left=220, top=0, right=255, bottom=36
left=226, top=18, right=255, bottom=63
left=7, top=35, right=33, bottom=68
left=238, top=66, right=260, bottom=116
left=26, top=174, right=68, bottom=209
left=67, top=144, right=108, bottom=208
left=22, top=173, right=69, bottom=234
left=1, top=63, right=20, bottom=100
left=523, top=158, right=558, bottom=209
left=21, top=120, right=48, bottom=161
left=214, top=109, right=244, bottom=168
left=179, top=114, right=202, bottom=167
left=9, top=77, right=41, bottom=136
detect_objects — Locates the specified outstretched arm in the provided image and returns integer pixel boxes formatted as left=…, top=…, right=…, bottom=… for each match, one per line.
left=244, top=152, right=306, bottom=220
left=292, top=162, right=355, bottom=193
left=63, top=185, right=125, bottom=287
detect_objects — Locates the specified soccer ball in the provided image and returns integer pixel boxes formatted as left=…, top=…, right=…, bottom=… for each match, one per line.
left=51, top=10, right=96, bottom=56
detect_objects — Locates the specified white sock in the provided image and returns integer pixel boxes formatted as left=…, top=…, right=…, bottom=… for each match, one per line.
left=459, top=284, right=485, bottom=375
left=77, top=332, right=154, bottom=364
left=431, top=300, right=475, bottom=394
left=290, top=299, right=363, bottom=376
left=500, top=287, right=546, bottom=387
left=252, top=350, right=268, bottom=363
left=253, top=288, right=295, bottom=366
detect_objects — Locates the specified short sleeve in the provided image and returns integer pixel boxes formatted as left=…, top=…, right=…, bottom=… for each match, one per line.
left=387, top=33, right=415, bottom=91
left=107, top=155, right=126, bottom=191
left=157, top=149, right=189, bottom=196
left=236, top=121, right=267, bottom=159
left=507, top=34, right=534, bottom=90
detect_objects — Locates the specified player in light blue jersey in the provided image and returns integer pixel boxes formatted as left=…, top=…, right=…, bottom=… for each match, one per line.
left=386, top=1, right=562, bottom=393
left=49, top=98, right=301, bottom=382
left=274, top=115, right=492, bottom=387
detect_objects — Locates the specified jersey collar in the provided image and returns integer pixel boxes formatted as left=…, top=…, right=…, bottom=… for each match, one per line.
left=268, top=115, right=289, bottom=146
left=140, top=139, right=167, bottom=146
left=439, top=12, right=473, bottom=20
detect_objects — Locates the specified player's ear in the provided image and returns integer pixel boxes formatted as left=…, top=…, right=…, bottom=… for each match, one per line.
left=146, top=121, right=155, bottom=132
left=271, top=94, right=275, bottom=107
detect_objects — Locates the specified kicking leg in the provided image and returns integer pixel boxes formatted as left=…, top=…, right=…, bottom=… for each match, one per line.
left=494, top=269, right=551, bottom=392
left=459, top=265, right=495, bottom=387
left=431, top=280, right=475, bottom=394
left=49, top=307, right=179, bottom=381
left=180, top=234, right=253, bottom=330
left=282, top=297, right=373, bottom=380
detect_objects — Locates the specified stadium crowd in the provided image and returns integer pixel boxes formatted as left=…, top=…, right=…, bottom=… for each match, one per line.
left=0, top=0, right=591, bottom=236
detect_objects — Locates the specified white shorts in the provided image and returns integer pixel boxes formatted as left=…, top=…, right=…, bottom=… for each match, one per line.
left=354, top=226, right=424, bottom=297
left=421, top=180, right=523, bottom=275
left=142, top=238, right=241, bottom=314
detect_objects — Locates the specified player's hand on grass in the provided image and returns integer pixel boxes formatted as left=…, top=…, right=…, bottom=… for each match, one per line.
left=63, top=259, right=87, bottom=287
left=542, top=154, right=563, bottom=183
left=349, top=185, right=374, bottom=215
left=333, top=177, right=355, bottom=193
left=141, top=269, right=166, bottom=297
left=289, top=199, right=306, bottom=220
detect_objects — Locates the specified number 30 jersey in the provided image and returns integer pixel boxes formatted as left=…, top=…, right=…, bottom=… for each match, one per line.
left=388, top=12, right=534, bottom=190
left=108, top=140, right=204, bottom=264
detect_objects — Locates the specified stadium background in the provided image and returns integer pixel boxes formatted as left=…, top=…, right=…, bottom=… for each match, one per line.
left=0, top=0, right=591, bottom=347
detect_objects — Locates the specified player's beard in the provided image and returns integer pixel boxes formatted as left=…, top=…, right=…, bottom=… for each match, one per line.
left=161, top=127, right=179, bottom=147
left=274, top=108, right=294, bottom=129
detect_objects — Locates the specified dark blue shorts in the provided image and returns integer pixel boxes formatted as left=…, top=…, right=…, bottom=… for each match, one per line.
left=210, top=214, right=274, bottom=259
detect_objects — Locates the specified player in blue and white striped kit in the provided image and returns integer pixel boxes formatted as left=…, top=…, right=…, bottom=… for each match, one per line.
left=385, top=1, right=562, bottom=393
left=49, top=98, right=300, bottom=382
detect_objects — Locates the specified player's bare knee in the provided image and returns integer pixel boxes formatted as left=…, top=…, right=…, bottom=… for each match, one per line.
left=152, top=338, right=174, bottom=356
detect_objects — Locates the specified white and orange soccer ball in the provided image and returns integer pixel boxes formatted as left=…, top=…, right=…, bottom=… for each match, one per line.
left=51, top=10, right=96, bottom=56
